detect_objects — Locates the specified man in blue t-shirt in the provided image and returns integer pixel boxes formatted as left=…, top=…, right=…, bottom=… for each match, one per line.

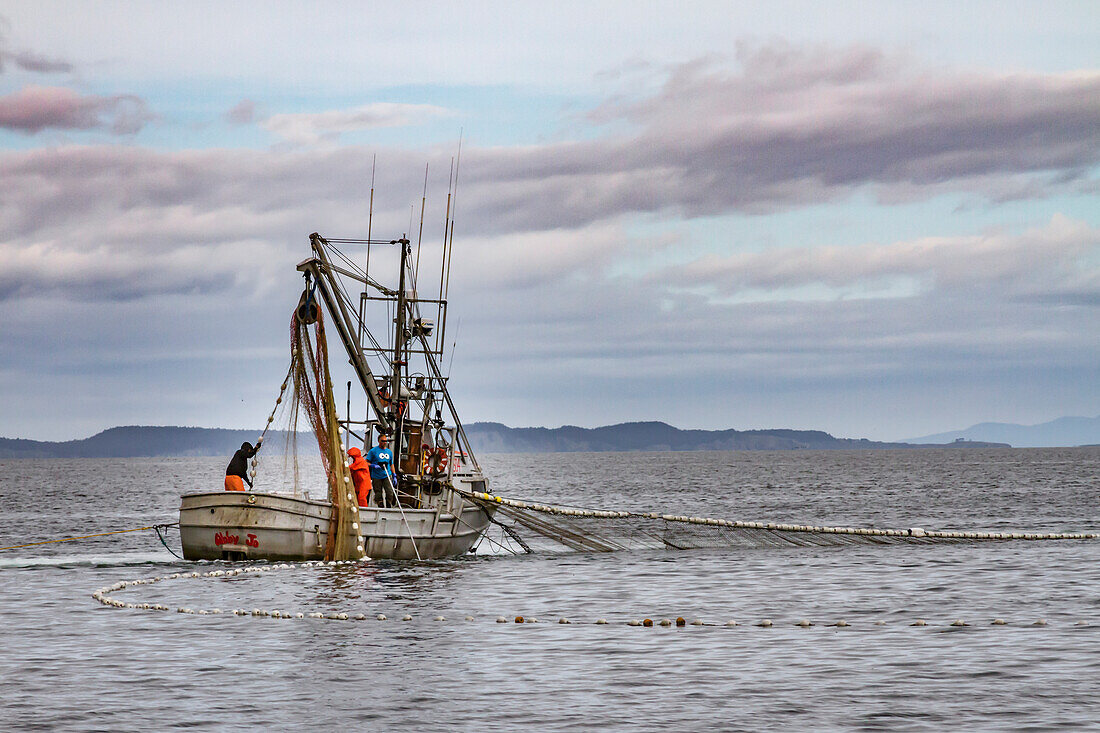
left=364, top=433, right=396, bottom=507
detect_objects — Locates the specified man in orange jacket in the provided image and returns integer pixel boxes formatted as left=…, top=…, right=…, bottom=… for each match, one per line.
left=347, top=446, right=372, bottom=506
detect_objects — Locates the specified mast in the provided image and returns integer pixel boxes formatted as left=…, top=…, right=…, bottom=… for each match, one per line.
left=391, top=237, right=410, bottom=431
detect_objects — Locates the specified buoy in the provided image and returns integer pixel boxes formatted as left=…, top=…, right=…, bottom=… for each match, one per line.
left=514, top=616, right=524, bottom=624
left=627, top=620, right=642, bottom=626
left=376, top=614, right=387, bottom=621
left=465, top=616, right=475, bottom=621
left=832, top=620, right=850, bottom=627
left=991, top=618, right=1007, bottom=625
left=1075, top=621, right=1089, bottom=626
left=756, top=619, right=773, bottom=627
left=675, top=617, right=686, bottom=627
left=434, top=616, right=446, bottom=621
left=496, top=617, right=507, bottom=623
left=950, top=619, right=967, bottom=627
left=401, top=614, right=412, bottom=621
left=526, top=618, right=538, bottom=623
left=558, top=618, right=571, bottom=624
left=873, top=620, right=886, bottom=626
left=725, top=620, right=739, bottom=627
left=642, top=618, right=653, bottom=627
left=690, top=619, right=704, bottom=626
left=659, top=618, right=672, bottom=627
left=596, top=618, right=608, bottom=625
left=354, top=613, right=367, bottom=620
left=911, top=619, right=927, bottom=626
left=1033, top=619, right=1047, bottom=626
left=796, top=619, right=813, bottom=627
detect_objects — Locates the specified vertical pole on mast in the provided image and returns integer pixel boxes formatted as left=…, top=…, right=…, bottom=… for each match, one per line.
left=393, top=238, right=409, bottom=403
left=392, top=237, right=410, bottom=493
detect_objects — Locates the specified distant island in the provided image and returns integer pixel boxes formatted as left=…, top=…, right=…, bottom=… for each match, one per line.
left=0, top=422, right=1012, bottom=458
left=463, top=422, right=1009, bottom=453
left=903, top=415, right=1100, bottom=448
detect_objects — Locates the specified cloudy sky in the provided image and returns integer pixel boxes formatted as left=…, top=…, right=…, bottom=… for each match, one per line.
left=1, top=1, right=1097, bottom=442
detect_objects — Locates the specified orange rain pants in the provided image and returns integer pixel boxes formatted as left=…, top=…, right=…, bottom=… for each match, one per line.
left=350, top=465, right=371, bottom=506
left=225, top=475, right=245, bottom=491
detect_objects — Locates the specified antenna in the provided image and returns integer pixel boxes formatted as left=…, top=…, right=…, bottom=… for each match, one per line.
left=438, top=133, right=462, bottom=353
left=436, top=156, right=455, bottom=354
left=365, top=154, right=376, bottom=298
left=414, top=163, right=428, bottom=287
left=444, top=131, right=462, bottom=302
left=362, top=155, right=377, bottom=355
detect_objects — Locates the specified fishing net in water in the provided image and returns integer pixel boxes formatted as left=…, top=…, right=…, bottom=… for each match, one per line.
left=465, top=493, right=1100, bottom=554
left=283, top=296, right=358, bottom=561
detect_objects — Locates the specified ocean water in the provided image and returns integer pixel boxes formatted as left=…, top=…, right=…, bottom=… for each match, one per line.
left=2, top=448, right=1099, bottom=731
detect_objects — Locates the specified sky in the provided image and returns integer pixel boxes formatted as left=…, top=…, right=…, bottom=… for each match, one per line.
left=0, top=1, right=1097, bottom=442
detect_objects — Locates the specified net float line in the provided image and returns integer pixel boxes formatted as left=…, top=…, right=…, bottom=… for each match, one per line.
left=464, top=491, right=1100, bottom=553
left=90, top=563, right=1094, bottom=629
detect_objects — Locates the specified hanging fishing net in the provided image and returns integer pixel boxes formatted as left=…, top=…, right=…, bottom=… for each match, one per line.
left=279, top=293, right=358, bottom=560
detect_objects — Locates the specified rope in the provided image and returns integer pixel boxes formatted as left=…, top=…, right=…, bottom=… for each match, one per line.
left=154, top=523, right=184, bottom=559
left=0, top=523, right=180, bottom=552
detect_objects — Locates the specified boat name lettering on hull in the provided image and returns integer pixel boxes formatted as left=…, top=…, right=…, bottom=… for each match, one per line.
left=214, top=531, right=260, bottom=548
left=214, top=531, right=238, bottom=546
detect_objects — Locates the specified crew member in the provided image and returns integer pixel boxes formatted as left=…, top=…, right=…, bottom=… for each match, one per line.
left=225, top=439, right=260, bottom=491
left=365, top=433, right=396, bottom=507
left=347, top=446, right=372, bottom=506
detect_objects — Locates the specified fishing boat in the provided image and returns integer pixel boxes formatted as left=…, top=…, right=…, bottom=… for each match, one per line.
left=179, top=229, right=495, bottom=561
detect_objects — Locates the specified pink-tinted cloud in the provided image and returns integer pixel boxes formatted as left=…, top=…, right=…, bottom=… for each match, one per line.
left=0, top=85, right=152, bottom=134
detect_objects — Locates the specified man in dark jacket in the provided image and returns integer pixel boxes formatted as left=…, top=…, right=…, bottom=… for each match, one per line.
left=225, top=440, right=260, bottom=491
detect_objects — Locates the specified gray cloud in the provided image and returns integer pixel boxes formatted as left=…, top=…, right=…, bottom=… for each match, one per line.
left=5, top=49, right=74, bottom=73
left=448, top=43, right=1100, bottom=231
left=224, top=99, right=257, bottom=125
left=0, top=85, right=153, bottom=134
left=0, top=23, right=73, bottom=74
left=652, top=215, right=1099, bottom=304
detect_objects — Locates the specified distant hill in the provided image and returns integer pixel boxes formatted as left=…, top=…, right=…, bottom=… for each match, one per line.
left=904, top=415, right=1100, bottom=448
left=463, top=421, right=1009, bottom=453
left=0, top=422, right=1012, bottom=458
left=0, top=426, right=308, bottom=459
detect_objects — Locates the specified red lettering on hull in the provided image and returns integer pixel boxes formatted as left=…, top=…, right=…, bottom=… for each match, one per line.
left=214, top=531, right=239, bottom=546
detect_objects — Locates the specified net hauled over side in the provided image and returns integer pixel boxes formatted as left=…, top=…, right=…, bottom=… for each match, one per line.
left=464, top=491, right=1100, bottom=554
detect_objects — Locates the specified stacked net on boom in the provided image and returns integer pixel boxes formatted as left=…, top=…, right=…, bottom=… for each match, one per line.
left=463, top=493, right=1099, bottom=554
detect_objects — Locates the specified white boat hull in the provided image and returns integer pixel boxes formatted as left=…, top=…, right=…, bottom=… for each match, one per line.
left=179, top=490, right=495, bottom=561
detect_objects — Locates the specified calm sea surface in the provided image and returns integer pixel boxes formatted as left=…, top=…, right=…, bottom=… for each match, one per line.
left=2, top=448, right=1099, bottom=731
